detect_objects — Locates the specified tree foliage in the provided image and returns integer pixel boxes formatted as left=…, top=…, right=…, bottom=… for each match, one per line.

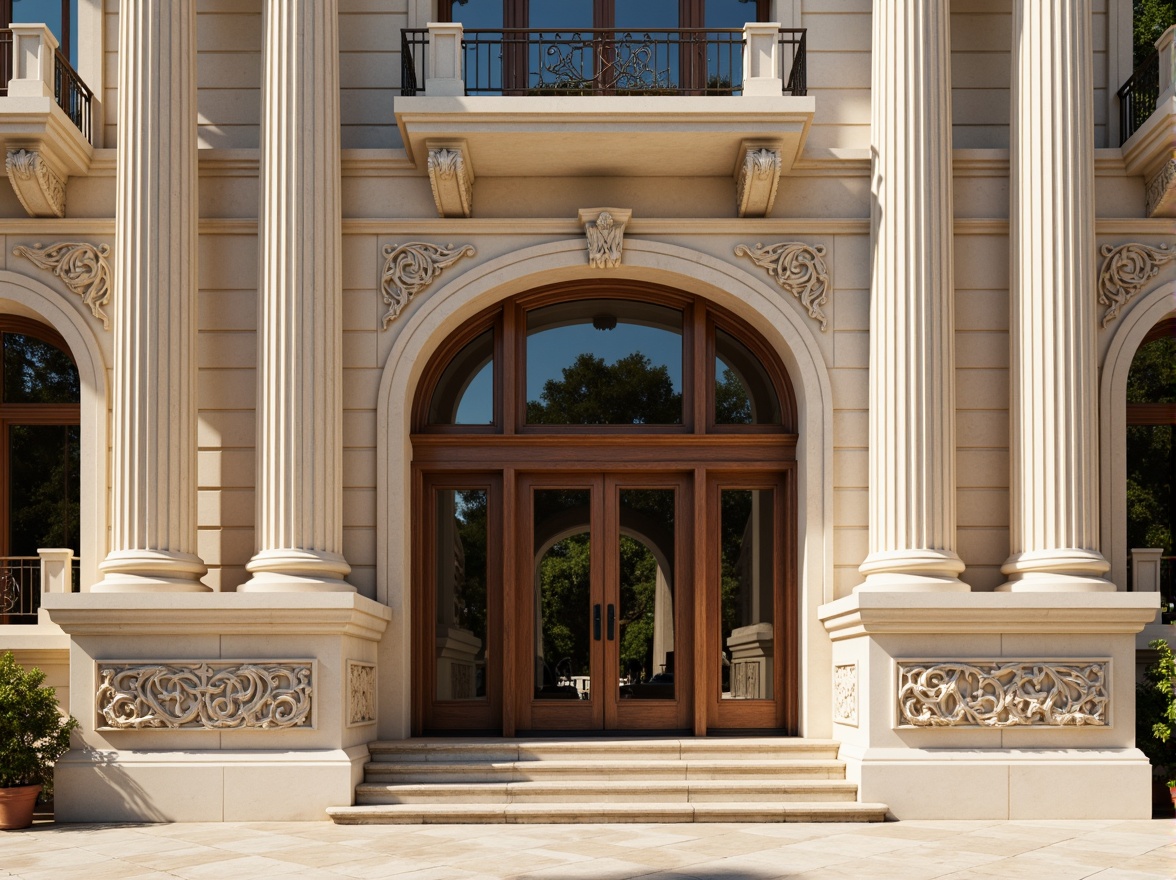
left=527, top=352, right=681, bottom=425
left=1135, top=0, right=1176, bottom=66
left=1138, top=639, right=1176, bottom=784
left=1126, top=335, right=1175, bottom=555
left=0, top=652, right=78, bottom=793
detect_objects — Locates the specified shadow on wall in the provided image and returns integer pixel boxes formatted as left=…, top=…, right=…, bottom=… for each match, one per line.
left=54, top=746, right=170, bottom=824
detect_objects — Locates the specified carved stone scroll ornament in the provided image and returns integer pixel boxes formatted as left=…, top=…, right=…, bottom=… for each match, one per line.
left=735, top=147, right=782, bottom=218
left=734, top=241, right=831, bottom=331
left=5, top=149, right=65, bottom=218
left=1145, top=157, right=1176, bottom=218
left=427, top=147, right=473, bottom=218
left=897, top=661, right=1108, bottom=728
left=380, top=241, right=476, bottom=328
left=578, top=207, right=631, bottom=269
left=13, top=241, right=113, bottom=330
left=347, top=660, right=376, bottom=726
left=1097, top=242, right=1175, bottom=327
left=833, top=663, right=857, bottom=726
left=96, top=661, right=314, bottom=730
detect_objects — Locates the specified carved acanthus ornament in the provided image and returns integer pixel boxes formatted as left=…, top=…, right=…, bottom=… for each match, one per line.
left=380, top=241, right=476, bottom=328
left=1145, top=156, right=1176, bottom=218
left=734, top=241, right=831, bottom=330
left=13, top=241, right=113, bottom=329
left=5, top=149, right=66, bottom=218
left=833, top=663, right=857, bottom=726
left=427, top=145, right=474, bottom=218
left=1097, top=242, right=1175, bottom=327
left=347, top=661, right=376, bottom=726
left=735, top=146, right=782, bottom=218
left=579, top=207, right=631, bottom=269
left=96, top=661, right=314, bottom=730
left=897, top=661, right=1108, bottom=728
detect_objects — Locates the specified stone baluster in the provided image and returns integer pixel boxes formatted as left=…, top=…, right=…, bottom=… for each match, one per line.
left=241, top=0, right=352, bottom=592
left=1000, top=0, right=1112, bottom=591
left=858, top=0, right=967, bottom=591
left=94, top=0, right=207, bottom=592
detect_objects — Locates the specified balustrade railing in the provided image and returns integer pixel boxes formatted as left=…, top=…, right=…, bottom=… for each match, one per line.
left=0, top=27, right=93, bottom=144
left=0, top=552, right=79, bottom=625
left=401, top=27, right=806, bottom=98
left=1119, top=48, right=1160, bottom=145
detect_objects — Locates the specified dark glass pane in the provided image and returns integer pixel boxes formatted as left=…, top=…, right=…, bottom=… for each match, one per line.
left=704, top=0, right=761, bottom=27
left=533, top=489, right=592, bottom=700
left=1127, top=334, right=1176, bottom=404
left=715, top=328, right=780, bottom=425
left=435, top=489, right=489, bottom=701
left=530, top=0, right=592, bottom=29
left=9, top=424, right=80, bottom=555
left=448, top=0, right=503, bottom=28
left=719, top=489, right=774, bottom=700
left=3, top=332, right=79, bottom=403
left=1127, top=425, right=1173, bottom=555
left=618, top=489, right=675, bottom=701
left=429, top=329, right=494, bottom=425
left=615, top=0, right=678, bottom=30
left=526, top=300, right=683, bottom=425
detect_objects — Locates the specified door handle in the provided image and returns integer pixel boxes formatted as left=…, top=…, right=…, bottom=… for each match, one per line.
left=593, top=604, right=601, bottom=641
left=607, top=604, right=615, bottom=641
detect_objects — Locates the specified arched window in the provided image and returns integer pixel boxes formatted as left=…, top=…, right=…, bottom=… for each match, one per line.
left=0, top=316, right=79, bottom=623
left=411, top=283, right=797, bottom=736
left=1126, top=317, right=1175, bottom=615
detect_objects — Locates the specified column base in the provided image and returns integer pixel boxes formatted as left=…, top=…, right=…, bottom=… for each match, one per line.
left=240, top=548, right=354, bottom=593
left=998, top=549, right=1114, bottom=592
left=856, top=549, right=970, bottom=592
left=93, top=549, right=209, bottom=592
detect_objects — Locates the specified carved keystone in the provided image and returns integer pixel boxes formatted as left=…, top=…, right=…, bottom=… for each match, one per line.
left=578, top=207, right=631, bottom=269
left=426, top=141, right=474, bottom=218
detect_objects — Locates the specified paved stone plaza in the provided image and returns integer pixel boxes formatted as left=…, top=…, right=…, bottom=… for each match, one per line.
left=1, top=819, right=1174, bottom=879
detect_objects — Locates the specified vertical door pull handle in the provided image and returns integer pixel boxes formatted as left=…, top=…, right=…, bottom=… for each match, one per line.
left=607, top=604, right=615, bottom=640
left=593, top=604, right=601, bottom=641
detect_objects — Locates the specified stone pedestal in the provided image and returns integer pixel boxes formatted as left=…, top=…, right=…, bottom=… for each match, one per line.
left=819, top=591, right=1158, bottom=819
left=859, top=0, right=965, bottom=592
left=243, top=0, right=351, bottom=592
left=1001, top=0, right=1111, bottom=592
left=435, top=625, right=481, bottom=700
left=95, top=0, right=206, bottom=592
left=44, top=593, right=390, bottom=821
left=726, top=622, right=774, bottom=700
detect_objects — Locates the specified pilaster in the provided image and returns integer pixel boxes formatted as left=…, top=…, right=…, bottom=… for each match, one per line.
left=242, top=0, right=351, bottom=592
left=94, top=0, right=206, bottom=592
left=1002, top=0, right=1112, bottom=592
left=859, top=0, right=966, bottom=591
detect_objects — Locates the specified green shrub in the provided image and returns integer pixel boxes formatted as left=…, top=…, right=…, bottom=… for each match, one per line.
left=1138, top=637, right=1176, bottom=784
left=0, top=651, right=78, bottom=794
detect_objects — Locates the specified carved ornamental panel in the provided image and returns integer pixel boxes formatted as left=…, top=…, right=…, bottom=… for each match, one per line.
left=833, top=663, right=858, bottom=727
left=347, top=660, right=376, bottom=727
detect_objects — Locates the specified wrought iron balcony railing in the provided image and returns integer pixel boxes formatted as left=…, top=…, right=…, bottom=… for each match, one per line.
left=0, top=28, right=93, bottom=145
left=401, top=27, right=806, bottom=98
left=1119, top=47, right=1160, bottom=146
left=0, top=552, right=79, bottom=625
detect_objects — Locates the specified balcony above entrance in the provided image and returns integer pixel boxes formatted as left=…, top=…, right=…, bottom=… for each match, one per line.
left=394, top=23, right=814, bottom=218
left=0, top=24, right=94, bottom=218
left=1118, top=26, right=1175, bottom=218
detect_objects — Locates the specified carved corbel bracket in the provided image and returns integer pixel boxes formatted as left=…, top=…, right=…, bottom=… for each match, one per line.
left=1097, top=241, right=1176, bottom=327
left=734, top=241, right=831, bottom=331
left=426, top=141, right=474, bottom=218
left=6, top=148, right=66, bottom=218
left=1145, top=155, right=1176, bottom=218
left=735, top=142, right=782, bottom=218
left=13, top=240, right=112, bottom=329
left=578, top=207, right=631, bottom=269
left=380, top=241, right=476, bottom=328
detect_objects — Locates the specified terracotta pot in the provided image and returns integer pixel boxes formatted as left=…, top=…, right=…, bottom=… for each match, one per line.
left=0, top=784, right=42, bottom=830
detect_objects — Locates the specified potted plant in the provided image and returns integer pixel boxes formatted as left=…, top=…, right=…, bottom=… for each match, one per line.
left=1137, top=638, right=1176, bottom=816
left=0, top=651, right=78, bottom=830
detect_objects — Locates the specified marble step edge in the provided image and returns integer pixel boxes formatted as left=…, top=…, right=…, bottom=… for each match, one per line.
left=368, top=739, right=842, bottom=762
left=327, top=801, right=890, bottom=824
left=363, top=759, right=848, bottom=781
left=355, top=779, right=861, bottom=805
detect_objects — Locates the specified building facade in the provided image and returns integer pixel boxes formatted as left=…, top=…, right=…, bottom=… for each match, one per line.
left=0, top=0, right=1172, bottom=822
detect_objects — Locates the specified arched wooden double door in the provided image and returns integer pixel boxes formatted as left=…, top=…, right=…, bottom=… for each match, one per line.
left=411, top=282, right=797, bottom=735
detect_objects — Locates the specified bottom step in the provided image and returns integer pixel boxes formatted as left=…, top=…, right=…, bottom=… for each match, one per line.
left=327, top=802, right=889, bottom=825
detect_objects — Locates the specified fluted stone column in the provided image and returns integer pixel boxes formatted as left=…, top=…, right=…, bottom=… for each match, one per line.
left=241, top=0, right=352, bottom=592
left=1000, top=0, right=1111, bottom=592
left=94, top=1, right=207, bottom=592
left=858, top=0, right=967, bottom=592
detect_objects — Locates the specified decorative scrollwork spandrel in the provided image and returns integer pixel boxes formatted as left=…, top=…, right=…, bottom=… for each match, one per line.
left=96, top=661, right=314, bottom=730
left=897, top=660, right=1108, bottom=728
left=1098, top=242, right=1175, bottom=327
left=734, top=241, right=830, bottom=331
left=380, top=241, right=476, bottom=328
left=13, top=241, right=112, bottom=330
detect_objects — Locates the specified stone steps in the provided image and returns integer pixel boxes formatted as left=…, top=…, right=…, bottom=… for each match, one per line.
left=330, top=737, right=888, bottom=824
